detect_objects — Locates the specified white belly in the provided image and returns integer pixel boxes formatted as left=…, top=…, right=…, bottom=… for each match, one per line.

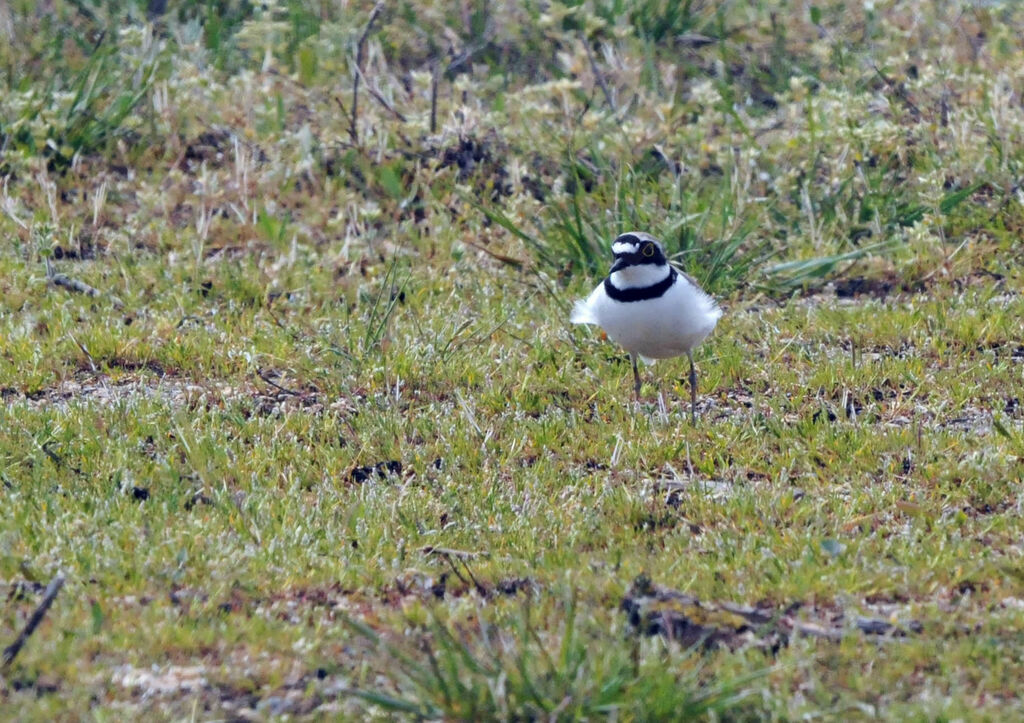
left=577, top=277, right=721, bottom=360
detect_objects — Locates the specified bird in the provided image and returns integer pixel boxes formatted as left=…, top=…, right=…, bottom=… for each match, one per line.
left=570, top=231, right=722, bottom=423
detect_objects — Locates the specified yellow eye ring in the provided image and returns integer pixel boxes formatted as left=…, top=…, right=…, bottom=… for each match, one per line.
left=642, top=244, right=655, bottom=257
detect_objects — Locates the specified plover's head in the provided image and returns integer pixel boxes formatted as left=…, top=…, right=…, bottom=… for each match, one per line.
left=609, top=232, right=667, bottom=273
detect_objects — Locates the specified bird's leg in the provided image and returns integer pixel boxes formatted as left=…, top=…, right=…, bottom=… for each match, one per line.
left=688, top=350, right=697, bottom=424
left=631, top=352, right=642, bottom=400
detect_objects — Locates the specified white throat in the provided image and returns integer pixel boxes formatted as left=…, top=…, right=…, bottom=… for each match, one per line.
left=609, top=263, right=671, bottom=290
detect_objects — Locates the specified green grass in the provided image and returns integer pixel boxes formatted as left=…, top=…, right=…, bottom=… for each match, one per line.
left=2, top=0, right=1024, bottom=719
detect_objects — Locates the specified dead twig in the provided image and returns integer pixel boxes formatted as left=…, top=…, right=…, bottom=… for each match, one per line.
left=257, top=369, right=301, bottom=397
left=987, top=176, right=1022, bottom=225
left=68, top=333, right=97, bottom=372
left=623, top=576, right=922, bottom=651
left=2, top=572, right=66, bottom=668
left=582, top=34, right=617, bottom=112
left=424, top=548, right=488, bottom=597
left=349, top=2, right=385, bottom=145
left=420, top=545, right=481, bottom=560
left=676, top=32, right=718, bottom=48
left=873, top=65, right=921, bottom=117
left=333, top=96, right=352, bottom=142
left=48, top=272, right=103, bottom=298
left=40, top=442, right=63, bottom=468
left=175, top=315, right=204, bottom=329
left=428, top=35, right=489, bottom=134
left=46, top=258, right=124, bottom=309
left=430, top=60, right=440, bottom=134
left=444, top=38, right=489, bottom=78
left=462, top=238, right=526, bottom=268
left=355, top=67, right=407, bottom=123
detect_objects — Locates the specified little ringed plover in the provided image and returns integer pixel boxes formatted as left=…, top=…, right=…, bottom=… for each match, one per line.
left=570, top=231, right=722, bottom=422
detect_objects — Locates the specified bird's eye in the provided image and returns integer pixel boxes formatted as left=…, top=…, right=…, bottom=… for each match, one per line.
left=642, top=244, right=655, bottom=257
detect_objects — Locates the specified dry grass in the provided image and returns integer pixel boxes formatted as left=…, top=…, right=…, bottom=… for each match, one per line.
left=2, top=1, right=1024, bottom=718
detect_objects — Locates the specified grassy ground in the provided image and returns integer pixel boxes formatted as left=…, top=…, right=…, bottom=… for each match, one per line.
left=2, top=0, right=1023, bottom=719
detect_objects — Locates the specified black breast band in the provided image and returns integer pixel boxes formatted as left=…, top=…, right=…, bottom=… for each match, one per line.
left=604, top=268, right=676, bottom=302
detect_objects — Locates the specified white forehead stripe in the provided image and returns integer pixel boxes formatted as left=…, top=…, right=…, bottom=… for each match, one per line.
left=612, top=241, right=639, bottom=255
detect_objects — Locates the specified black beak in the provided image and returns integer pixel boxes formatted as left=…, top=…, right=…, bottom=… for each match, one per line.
left=609, top=256, right=628, bottom=274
